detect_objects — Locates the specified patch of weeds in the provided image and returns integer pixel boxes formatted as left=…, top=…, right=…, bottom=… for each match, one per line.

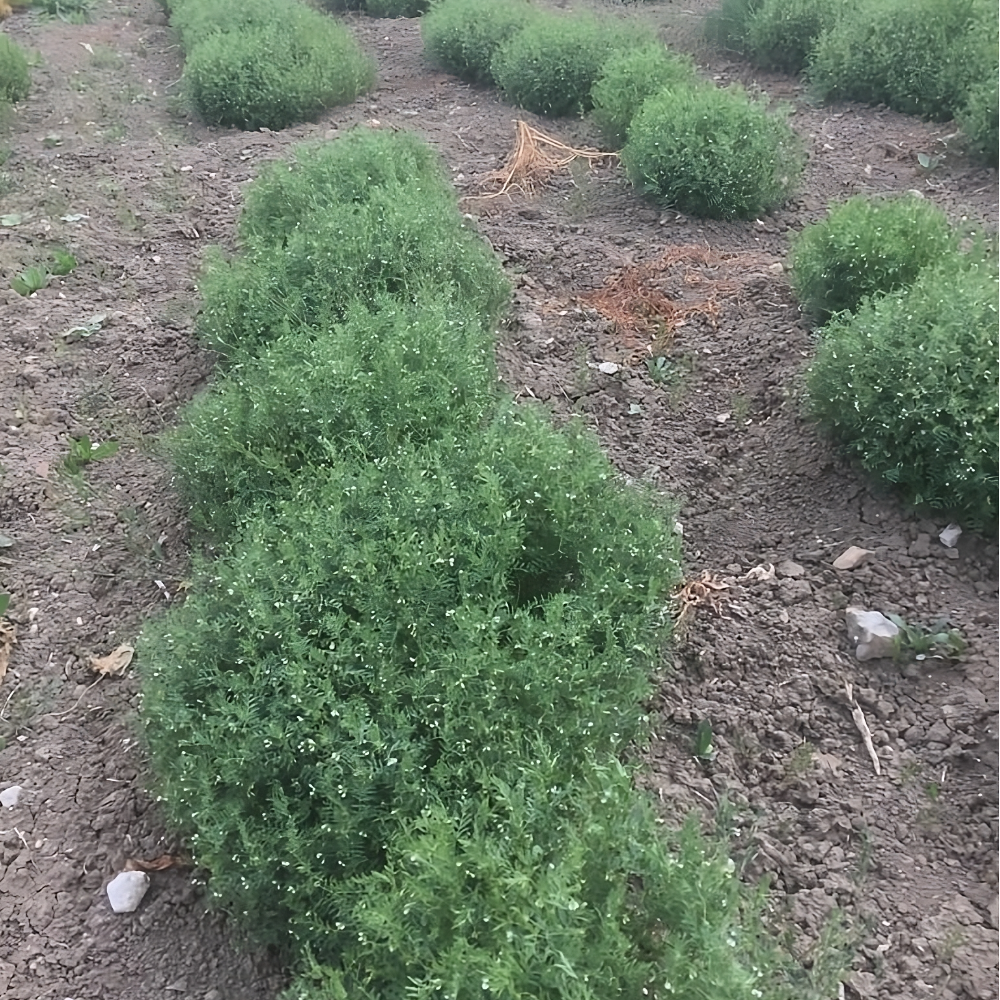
left=117, top=506, right=165, bottom=567
left=89, top=45, right=125, bottom=71
left=0, top=34, right=31, bottom=104
left=61, top=435, right=119, bottom=481
left=117, top=205, right=144, bottom=231
left=693, top=719, right=716, bottom=761
left=32, top=0, right=93, bottom=21
left=101, top=122, right=127, bottom=143
left=785, top=740, right=814, bottom=777
left=851, top=825, right=873, bottom=885
left=936, top=925, right=966, bottom=963
left=889, top=615, right=966, bottom=662
left=50, top=248, right=76, bottom=275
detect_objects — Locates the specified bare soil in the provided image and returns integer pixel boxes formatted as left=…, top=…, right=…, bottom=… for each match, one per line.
left=0, top=2, right=996, bottom=998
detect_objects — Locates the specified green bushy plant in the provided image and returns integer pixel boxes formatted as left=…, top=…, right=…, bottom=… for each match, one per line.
left=703, top=0, right=764, bottom=51
left=746, top=0, right=855, bottom=74
left=622, top=84, right=802, bottom=219
left=170, top=297, right=496, bottom=538
left=421, top=0, right=537, bottom=85
left=808, top=252, right=999, bottom=527
left=168, top=0, right=276, bottom=49
left=182, top=11, right=375, bottom=131
left=590, top=44, right=699, bottom=149
left=197, top=181, right=508, bottom=354
left=0, top=34, right=30, bottom=105
left=808, top=0, right=990, bottom=120
left=789, top=194, right=958, bottom=319
left=142, top=408, right=681, bottom=950
left=491, top=14, right=653, bottom=118
left=959, top=77, right=1000, bottom=163
left=239, top=129, right=449, bottom=248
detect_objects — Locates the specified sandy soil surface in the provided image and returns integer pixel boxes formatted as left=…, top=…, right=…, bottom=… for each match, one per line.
left=0, top=2, right=996, bottom=998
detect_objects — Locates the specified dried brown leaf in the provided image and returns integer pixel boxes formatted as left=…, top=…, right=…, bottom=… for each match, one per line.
left=125, top=854, right=187, bottom=872
left=89, top=643, right=134, bottom=677
left=0, top=620, right=16, bottom=685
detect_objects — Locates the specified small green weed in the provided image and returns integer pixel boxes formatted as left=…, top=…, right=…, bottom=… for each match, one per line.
left=50, top=248, right=77, bottom=275
left=0, top=593, right=9, bottom=617
left=10, top=266, right=47, bottom=296
left=693, top=719, right=716, bottom=760
left=623, top=84, right=802, bottom=219
left=888, top=614, right=966, bottom=661
left=61, top=436, right=119, bottom=478
left=703, top=0, right=763, bottom=51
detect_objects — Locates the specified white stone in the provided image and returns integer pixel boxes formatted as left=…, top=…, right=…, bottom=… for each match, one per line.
left=597, top=362, right=619, bottom=375
left=0, top=786, right=21, bottom=808
left=846, top=608, right=899, bottom=662
left=776, top=559, right=805, bottom=578
left=939, top=524, right=962, bottom=548
left=106, top=871, right=150, bottom=914
left=833, top=546, right=873, bottom=570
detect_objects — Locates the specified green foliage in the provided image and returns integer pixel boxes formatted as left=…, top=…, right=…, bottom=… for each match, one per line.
left=959, top=78, right=1000, bottom=163
left=62, top=436, right=119, bottom=477
left=887, top=614, right=966, bottom=661
left=421, top=0, right=537, bottom=85
left=808, top=0, right=993, bottom=120
left=10, top=265, right=47, bottom=296
left=197, top=180, right=509, bottom=355
left=703, top=0, right=764, bottom=51
left=0, top=34, right=30, bottom=105
left=789, top=194, right=958, bottom=320
left=142, top=411, right=682, bottom=966
left=169, top=0, right=374, bottom=131
left=32, top=0, right=92, bottom=21
left=170, top=297, right=497, bottom=539
left=239, top=129, right=449, bottom=248
left=808, top=253, right=999, bottom=528
left=746, top=0, right=855, bottom=74
left=50, top=248, right=77, bottom=275
left=622, top=84, right=802, bottom=220
left=590, top=44, right=699, bottom=149
left=491, top=14, right=653, bottom=118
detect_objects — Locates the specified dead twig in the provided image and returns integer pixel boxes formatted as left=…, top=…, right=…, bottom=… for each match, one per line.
left=674, top=571, right=730, bottom=630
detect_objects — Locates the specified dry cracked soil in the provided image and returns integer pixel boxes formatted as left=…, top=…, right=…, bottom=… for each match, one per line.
left=0, top=1, right=996, bottom=998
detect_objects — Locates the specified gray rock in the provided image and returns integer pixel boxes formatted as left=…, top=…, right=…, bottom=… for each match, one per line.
left=0, top=785, right=22, bottom=808
left=909, top=533, right=932, bottom=558
left=106, top=871, right=150, bottom=913
left=776, top=559, right=805, bottom=578
left=845, top=608, right=899, bottom=661
left=833, top=545, right=873, bottom=570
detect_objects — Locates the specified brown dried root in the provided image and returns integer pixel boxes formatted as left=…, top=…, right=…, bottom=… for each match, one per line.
left=579, top=261, right=719, bottom=354
left=481, top=120, right=612, bottom=198
left=674, top=571, right=730, bottom=631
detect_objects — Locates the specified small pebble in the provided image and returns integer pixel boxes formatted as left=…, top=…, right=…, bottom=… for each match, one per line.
left=106, top=871, right=150, bottom=913
left=0, top=785, right=22, bottom=808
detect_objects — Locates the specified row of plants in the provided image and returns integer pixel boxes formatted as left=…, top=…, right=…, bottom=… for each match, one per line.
left=162, top=0, right=374, bottom=131
left=141, top=128, right=816, bottom=998
left=422, top=0, right=804, bottom=220
left=706, top=0, right=998, bottom=161
left=791, top=194, right=998, bottom=527
left=317, top=0, right=431, bottom=16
